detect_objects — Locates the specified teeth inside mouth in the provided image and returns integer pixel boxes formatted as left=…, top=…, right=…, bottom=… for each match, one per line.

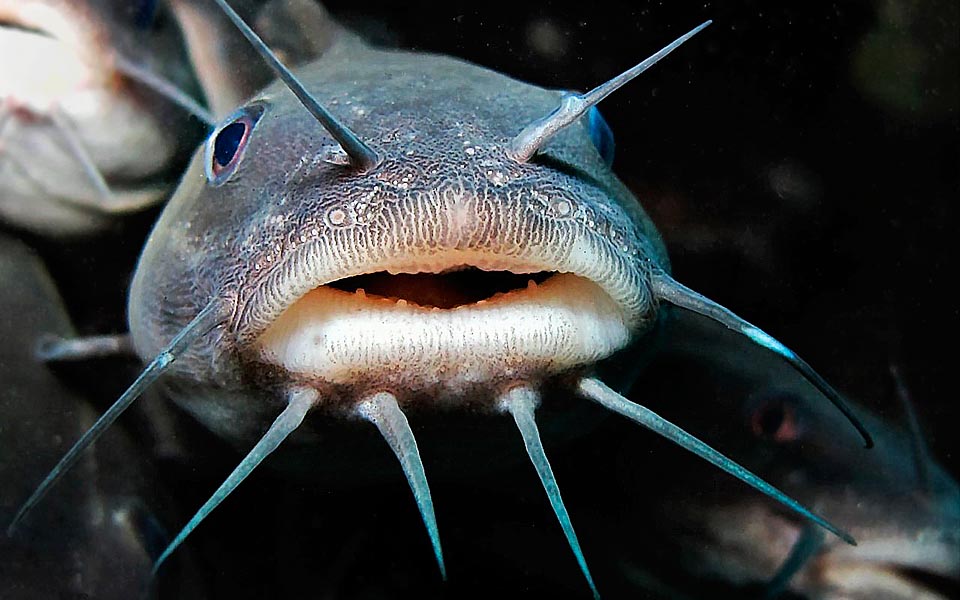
left=326, top=268, right=556, bottom=309
left=254, top=270, right=631, bottom=398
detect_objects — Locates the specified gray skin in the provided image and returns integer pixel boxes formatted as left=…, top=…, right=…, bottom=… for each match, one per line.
left=602, top=313, right=959, bottom=599
left=0, top=0, right=201, bottom=236
left=127, top=25, right=670, bottom=474
left=0, top=234, right=166, bottom=599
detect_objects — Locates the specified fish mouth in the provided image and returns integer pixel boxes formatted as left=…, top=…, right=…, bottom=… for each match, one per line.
left=253, top=260, right=633, bottom=405
left=325, top=268, right=556, bottom=309
left=812, top=506, right=960, bottom=598
left=247, top=206, right=650, bottom=406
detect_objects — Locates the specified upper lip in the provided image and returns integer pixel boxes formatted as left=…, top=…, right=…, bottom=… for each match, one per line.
left=232, top=190, right=652, bottom=343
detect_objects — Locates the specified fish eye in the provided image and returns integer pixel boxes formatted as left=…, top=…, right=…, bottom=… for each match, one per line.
left=204, top=104, right=265, bottom=185
left=587, top=106, right=615, bottom=166
left=749, top=392, right=801, bottom=443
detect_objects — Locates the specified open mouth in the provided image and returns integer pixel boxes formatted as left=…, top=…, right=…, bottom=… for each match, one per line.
left=254, top=262, right=632, bottom=402
left=326, top=268, right=555, bottom=309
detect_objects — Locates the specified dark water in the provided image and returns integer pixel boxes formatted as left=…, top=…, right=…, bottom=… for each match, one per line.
left=3, top=1, right=957, bottom=598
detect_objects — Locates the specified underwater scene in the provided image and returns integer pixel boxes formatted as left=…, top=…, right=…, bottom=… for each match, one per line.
left=1, top=1, right=956, bottom=598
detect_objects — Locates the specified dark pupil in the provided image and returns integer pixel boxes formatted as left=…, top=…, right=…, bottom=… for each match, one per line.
left=214, top=122, right=247, bottom=168
left=758, top=403, right=785, bottom=436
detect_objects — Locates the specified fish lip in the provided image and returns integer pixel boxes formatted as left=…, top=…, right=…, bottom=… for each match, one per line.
left=231, top=201, right=656, bottom=345
left=801, top=521, right=960, bottom=598
left=699, top=504, right=959, bottom=598
left=233, top=189, right=658, bottom=399
left=887, top=564, right=960, bottom=597
left=251, top=271, right=634, bottom=401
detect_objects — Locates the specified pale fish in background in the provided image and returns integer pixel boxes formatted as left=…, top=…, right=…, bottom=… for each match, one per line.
left=0, top=0, right=207, bottom=237
left=607, top=312, right=959, bottom=599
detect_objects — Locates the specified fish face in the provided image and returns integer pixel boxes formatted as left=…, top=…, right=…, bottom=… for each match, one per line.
left=0, top=0, right=200, bottom=236
left=129, top=47, right=666, bottom=424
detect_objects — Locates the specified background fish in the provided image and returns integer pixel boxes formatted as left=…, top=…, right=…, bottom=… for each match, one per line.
left=598, top=312, right=959, bottom=599
left=0, top=233, right=204, bottom=599
left=0, top=0, right=205, bottom=236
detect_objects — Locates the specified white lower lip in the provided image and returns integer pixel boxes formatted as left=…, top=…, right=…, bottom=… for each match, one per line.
left=254, top=273, right=630, bottom=402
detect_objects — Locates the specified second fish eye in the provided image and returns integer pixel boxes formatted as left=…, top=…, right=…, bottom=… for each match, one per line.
left=749, top=393, right=802, bottom=443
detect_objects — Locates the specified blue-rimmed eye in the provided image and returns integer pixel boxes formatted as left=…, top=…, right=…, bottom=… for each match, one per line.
left=204, top=105, right=264, bottom=185
left=587, top=106, right=615, bottom=166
